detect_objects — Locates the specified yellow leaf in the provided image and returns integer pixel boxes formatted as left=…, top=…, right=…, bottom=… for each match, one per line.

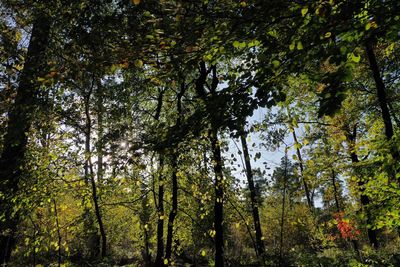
left=132, top=0, right=140, bottom=5
left=163, top=258, right=168, bottom=265
left=201, top=250, right=206, bottom=257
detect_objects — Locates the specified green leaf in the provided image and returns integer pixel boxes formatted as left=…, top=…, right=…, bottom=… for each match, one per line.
left=349, top=53, right=360, bottom=63
left=297, top=41, right=303, bottom=50
left=301, top=7, right=308, bottom=17
left=272, top=60, right=280, bottom=69
left=134, top=59, right=144, bottom=68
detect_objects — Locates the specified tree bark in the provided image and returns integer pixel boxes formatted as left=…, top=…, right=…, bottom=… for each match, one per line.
left=287, top=108, right=313, bottom=209
left=195, top=62, right=224, bottom=266
left=331, top=170, right=340, bottom=213
left=84, top=89, right=107, bottom=258
left=210, top=128, right=224, bottom=267
left=165, top=82, right=185, bottom=263
left=279, top=153, right=288, bottom=267
left=155, top=155, right=165, bottom=267
left=365, top=39, right=399, bottom=176
left=154, top=87, right=165, bottom=266
left=239, top=130, right=266, bottom=263
left=346, top=126, right=379, bottom=248
left=96, top=79, right=104, bottom=183
left=140, top=182, right=151, bottom=267
left=165, top=155, right=178, bottom=263
left=88, top=158, right=107, bottom=258
left=292, top=129, right=313, bottom=209
left=0, top=15, right=51, bottom=264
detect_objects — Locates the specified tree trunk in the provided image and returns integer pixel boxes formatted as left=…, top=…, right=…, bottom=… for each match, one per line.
left=88, top=158, right=107, bottom=258
left=95, top=78, right=107, bottom=257
left=139, top=172, right=151, bottom=266
left=292, top=129, right=313, bottom=209
left=0, top=15, right=51, bottom=264
left=84, top=90, right=107, bottom=258
left=365, top=39, right=399, bottom=176
left=165, top=82, right=185, bottom=263
left=210, top=128, right=224, bottom=267
left=154, top=87, right=165, bottom=267
left=96, top=79, right=104, bottom=183
left=239, top=130, right=266, bottom=262
left=195, top=62, right=224, bottom=266
left=331, top=170, right=340, bottom=212
left=165, top=154, right=178, bottom=263
left=346, top=126, right=379, bottom=248
left=287, top=108, right=313, bottom=210
left=279, top=153, right=288, bottom=267
left=155, top=155, right=165, bottom=267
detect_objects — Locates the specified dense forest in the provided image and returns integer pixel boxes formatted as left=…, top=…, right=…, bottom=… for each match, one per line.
left=0, top=0, right=399, bottom=266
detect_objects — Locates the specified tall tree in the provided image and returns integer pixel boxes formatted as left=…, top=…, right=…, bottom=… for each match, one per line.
left=239, top=129, right=266, bottom=263
left=0, top=12, right=51, bottom=263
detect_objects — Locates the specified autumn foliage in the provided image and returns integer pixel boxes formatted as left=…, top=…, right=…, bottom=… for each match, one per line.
left=334, top=212, right=361, bottom=240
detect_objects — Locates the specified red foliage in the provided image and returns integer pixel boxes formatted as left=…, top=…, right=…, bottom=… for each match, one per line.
left=334, top=212, right=360, bottom=240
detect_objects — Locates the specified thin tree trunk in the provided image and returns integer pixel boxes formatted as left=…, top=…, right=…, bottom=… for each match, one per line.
left=346, top=126, right=379, bottom=248
left=96, top=79, right=104, bottom=183
left=210, top=128, right=224, bottom=267
left=279, top=153, right=288, bottom=267
left=292, top=129, right=313, bottom=209
left=165, top=155, right=178, bottom=263
left=140, top=179, right=151, bottom=266
left=95, top=78, right=107, bottom=257
left=155, top=155, right=165, bottom=267
left=165, top=82, right=185, bottom=263
left=331, top=170, right=340, bottom=212
left=88, top=158, right=107, bottom=258
left=83, top=92, right=99, bottom=259
left=154, top=87, right=165, bottom=266
left=84, top=90, right=107, bottom=258
left=287, top=108, right=313, bottom=209
left=239, top=130, right=266, bottom=263
left=0, top=15, right=51, bottom=264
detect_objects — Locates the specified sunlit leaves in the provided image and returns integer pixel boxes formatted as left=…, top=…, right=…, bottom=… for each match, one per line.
left=348, top=52, right=360, bottom=63
left=301, top=7, right=308, bottom=17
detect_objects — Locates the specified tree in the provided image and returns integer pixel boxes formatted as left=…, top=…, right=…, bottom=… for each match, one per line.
left=0, top=10, right=51, bottom=263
